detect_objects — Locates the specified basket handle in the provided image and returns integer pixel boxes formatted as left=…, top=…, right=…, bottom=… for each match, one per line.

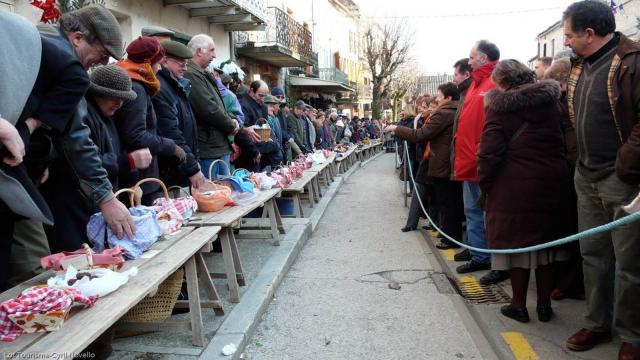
left=133, top=178, right=169, bottom=200
left=208, top=159, right=231, bottom=181
left=232, top=168, right=250, bottom=176
left=168, top=185, right=190, bottom=198
left=82, top=243, right=94, bottom=267
left=114, top=188, right=139, bottom=207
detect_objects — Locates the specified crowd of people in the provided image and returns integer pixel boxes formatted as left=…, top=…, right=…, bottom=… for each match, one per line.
left=385, top=2, right=640, bottom=358
left=0, top=5, right=385, bottom=295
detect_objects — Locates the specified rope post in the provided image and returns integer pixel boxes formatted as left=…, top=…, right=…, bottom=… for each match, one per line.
left=403, top=141, right=408, bottom=208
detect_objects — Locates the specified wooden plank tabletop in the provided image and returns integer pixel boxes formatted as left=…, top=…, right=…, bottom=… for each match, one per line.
left=21, top=226, right=220, bottom=356
left=0, top=226, right=219, bottom=356
left=335, top=147, right=356, bottom=162
left=189, top=188, right=282, bottom=227
left=281, top=170, right=317, bottom=193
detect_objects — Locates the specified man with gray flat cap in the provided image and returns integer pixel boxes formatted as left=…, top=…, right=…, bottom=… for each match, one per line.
left=154, top=40, right=206, bottom=189
left=31, top=5, right=136, bottom=247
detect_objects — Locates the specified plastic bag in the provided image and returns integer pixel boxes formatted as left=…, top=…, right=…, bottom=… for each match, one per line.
left=192, top=182, right=232, bottom=212
left=311, top=152, right=327, bottom=165
left=230, top=191, right=258, bottom=206
left=47, top=265, right=138, bottom=298
left=254, top=172, right=277, bottom=190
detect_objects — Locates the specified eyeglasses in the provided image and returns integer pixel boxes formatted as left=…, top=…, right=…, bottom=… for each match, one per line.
left=167, top=57, right=188, bottom=68
left=94, top=43, right=110, bottom=61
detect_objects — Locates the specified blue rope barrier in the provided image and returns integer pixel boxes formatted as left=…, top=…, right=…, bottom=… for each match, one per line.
left=403, top=142, right=640, bottom=254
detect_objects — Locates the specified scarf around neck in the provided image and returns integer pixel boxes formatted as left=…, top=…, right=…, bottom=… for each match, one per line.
left=117, top=59, right=161, bottom=97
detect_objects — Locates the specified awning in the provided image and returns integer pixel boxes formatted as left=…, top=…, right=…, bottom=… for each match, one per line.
left=289, top=76, right=355, bottom=93
left=164, top=0, right=267, bottom=31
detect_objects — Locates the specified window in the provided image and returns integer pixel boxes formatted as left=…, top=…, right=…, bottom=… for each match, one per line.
left=543, top=43, right=547, bottom=57
left=551, top=39, right=555, bottom=56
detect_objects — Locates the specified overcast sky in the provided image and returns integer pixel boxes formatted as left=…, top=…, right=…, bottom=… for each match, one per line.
left=356, top=0, right=576, bottom=74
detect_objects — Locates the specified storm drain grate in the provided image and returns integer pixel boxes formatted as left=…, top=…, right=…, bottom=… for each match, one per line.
left=449, top=275, right=511, bottom=304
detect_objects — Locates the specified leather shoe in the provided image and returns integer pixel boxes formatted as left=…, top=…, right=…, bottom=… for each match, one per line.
left=479, top=270, right=509, bottom=285
left=619, top=342, right=640, bottom=360
left=566, top=328, right=612, bottom=351
left=435, top=240, right=461, bottom=249
left=401, top=226, right=416, bottom=232
left=500, top=304, right=530, bottom=323
left=536, top=306, right=553, bottom=322
left=456, top=260, right=491, bottom=274
left=454, top=249, right=471, bottom=262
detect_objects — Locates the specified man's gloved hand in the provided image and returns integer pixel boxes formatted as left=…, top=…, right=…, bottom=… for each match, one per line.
left=174, top=145, right=187, bottom=164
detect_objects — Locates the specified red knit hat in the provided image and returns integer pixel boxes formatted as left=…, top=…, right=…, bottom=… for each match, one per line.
left=126, top=36, right=165, bottom=64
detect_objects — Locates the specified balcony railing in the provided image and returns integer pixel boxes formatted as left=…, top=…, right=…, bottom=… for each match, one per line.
left=319, top=68, right=350, bottom=87
left=234, top=7, right=313, bottom=61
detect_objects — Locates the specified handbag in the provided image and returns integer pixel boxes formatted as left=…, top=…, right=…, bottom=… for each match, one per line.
left=86, top=188, right=162, bottom=260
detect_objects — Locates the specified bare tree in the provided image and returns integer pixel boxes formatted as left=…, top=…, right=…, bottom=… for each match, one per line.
left=364, top=21, right=413, bottom=120
left=387, top=62, right=420, bottom=121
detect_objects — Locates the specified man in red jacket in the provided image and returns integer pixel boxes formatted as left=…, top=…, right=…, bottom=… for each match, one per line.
left=451, top=40, right=508, bottom=285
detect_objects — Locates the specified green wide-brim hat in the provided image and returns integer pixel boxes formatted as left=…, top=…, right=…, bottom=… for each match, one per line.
left=88, top=64, right=137, bottom=101
left=160, top=40, right=193, bottom=59
left=263, top=94, right=280, bottom=104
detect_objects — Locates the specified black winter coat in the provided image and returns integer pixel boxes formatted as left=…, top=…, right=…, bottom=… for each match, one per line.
left=154, top=67, right=200, bottom=187
left=239, top=94, right=268, bottom=127
left=114, top=81, right=176, bottom=194
left=42, top=98, right=123, bottom=253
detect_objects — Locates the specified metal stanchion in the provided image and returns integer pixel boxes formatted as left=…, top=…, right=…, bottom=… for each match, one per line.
left=403, top=141, right=408, bottom=207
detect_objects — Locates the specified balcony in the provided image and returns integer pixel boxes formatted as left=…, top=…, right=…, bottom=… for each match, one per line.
left=234, top=6, right=314, bottom=67
left=319, top=68, right=350, bottom=87
left=164, top=0, right=268, bottom=31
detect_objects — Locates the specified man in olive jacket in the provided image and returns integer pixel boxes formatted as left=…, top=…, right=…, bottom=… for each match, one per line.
left=184, top=34, right=239, bottom=178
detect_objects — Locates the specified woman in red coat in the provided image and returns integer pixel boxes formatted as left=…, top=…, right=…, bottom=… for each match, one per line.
left=478, top=59, right=572, bottom=323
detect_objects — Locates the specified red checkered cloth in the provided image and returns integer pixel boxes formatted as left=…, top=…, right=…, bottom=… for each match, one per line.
left=0, top=287, right=97, bottom=341
left=153, top=196, right=198, bottom=219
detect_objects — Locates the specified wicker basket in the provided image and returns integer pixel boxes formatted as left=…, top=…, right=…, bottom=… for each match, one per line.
left=115, top=268, right=184, bottom=338
left=256, top=127, right=271, bottom=142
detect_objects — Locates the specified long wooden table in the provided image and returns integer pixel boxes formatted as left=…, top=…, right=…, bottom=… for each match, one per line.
left=187, top=188, right=283, bottom=303
left=0, top=226, right=222, bottom=355
left=308, top=152, right=336, bottom=188
left=334, top=146, right=357, bottom=174
left=281, top=170, right=319, bottom=218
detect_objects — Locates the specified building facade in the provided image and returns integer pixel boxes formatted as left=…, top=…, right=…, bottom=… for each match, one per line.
left=531, top=0, right=640, bottom=65
left=5, top=0, right=268, bottom=65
